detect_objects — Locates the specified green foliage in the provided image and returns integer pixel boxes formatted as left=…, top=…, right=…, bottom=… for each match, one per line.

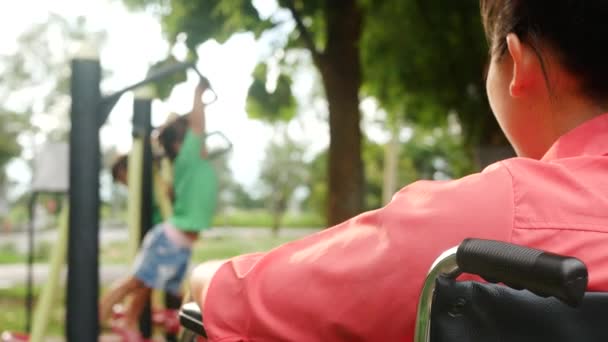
left=146, top=56, right=189, bottom=99
left=246, top=63, right=297, bottom=122
left=0, top=111, right=24, bottom=183
left=0, top=15, right=106, bottom=136
left=258, top=133, right=309, bottom=233
left=0, top=14, right=107, bottom=188
left=121, top=0, right=506, bottom=224
left=404, top=127, right=473, bottom=180
left=305, top=121, right=474, bottom=213
left=7, top=204, right=28, bottom=226
left=123, top=0, right=504, bottom=148
left=361, top=0, right=504, bottom=146
left=224, top=183, right=266, bottom=210
left=278, top=0, right=326, bottom=50
left=302, top=151, right=327, bottom=218
left=0, top=286, right=64, bottom=336
left=126, top=0, right=298, bottom=117
left=124, top=0, right=272, bottom=46
left=207, top=152, right=265, bottom=214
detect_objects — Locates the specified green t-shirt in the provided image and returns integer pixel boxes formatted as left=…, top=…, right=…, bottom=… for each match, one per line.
left=170, top=130, right=218, bottom=231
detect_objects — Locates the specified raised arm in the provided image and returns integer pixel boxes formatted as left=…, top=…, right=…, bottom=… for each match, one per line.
left=190, top=77, right=210, bottom=136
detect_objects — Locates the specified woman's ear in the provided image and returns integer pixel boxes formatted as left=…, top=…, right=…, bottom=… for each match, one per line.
left=506, top=33, right=541, bottom=98
left=506, top=33, right=524, bottom=97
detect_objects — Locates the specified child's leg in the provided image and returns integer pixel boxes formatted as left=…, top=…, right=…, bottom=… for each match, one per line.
left=100, top=224, right=162, bottom=325
left=123, top=287, right=152, bottom=329
left=99, top=275, right=144, bottom=323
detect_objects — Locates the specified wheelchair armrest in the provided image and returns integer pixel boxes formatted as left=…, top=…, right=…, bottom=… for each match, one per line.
left=457, top=239, right=588, bottom=307
left=179, top=302, right=207, bottom=338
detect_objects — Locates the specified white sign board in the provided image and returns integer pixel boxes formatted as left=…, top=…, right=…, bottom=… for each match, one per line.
left=31, top=143, right=69, bottom=192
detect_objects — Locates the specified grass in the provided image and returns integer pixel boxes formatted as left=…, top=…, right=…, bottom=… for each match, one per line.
left=101, top=232, right=299, bottom=265
left=212, top=210, right=324, bottom=229
left=192, top=235, right=296, bottom=262
left=0, top=242, right=53, bottom=264
left=0, top=247, right=24, bottom=264
left=0, top=286, right=65, bottom=337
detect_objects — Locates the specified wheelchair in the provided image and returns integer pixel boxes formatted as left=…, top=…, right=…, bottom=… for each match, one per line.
left=178, top=238, right=608, bottom=341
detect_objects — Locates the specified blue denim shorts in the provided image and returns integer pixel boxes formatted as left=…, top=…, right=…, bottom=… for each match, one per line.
left=133, top=224, right=192, bottom=295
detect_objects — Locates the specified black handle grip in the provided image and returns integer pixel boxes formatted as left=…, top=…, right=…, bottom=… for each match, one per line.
left=179, top=302, right=207, bottom=338
left=456, top=239, right=588, bottom=307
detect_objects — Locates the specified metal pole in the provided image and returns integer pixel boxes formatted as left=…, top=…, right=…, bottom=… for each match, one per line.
left=25, top=192, right=38, bottom=333
left=66, top=55, right=101, bottom=342
left=133, top=95, right=154, bottom=338
left=97, top=62, right=216, bottom=125
left=99, top=62, right=193, bottom=125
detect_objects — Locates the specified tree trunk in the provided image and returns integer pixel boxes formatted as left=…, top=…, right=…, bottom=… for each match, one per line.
left=318, top=0, right=364, bottom=226
left=271, top=212, right=282, bottom=237
left=271, top=197, right=286, bottom=237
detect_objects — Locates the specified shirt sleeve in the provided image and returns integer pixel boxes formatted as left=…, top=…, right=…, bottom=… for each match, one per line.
left=201, top=162, right=515, bottom=341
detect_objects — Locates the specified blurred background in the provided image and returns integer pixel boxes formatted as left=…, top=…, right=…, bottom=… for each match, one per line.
left=0, top=0, right=513, bottom=339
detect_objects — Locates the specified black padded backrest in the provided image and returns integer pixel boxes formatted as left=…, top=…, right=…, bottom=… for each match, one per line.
left=430, top=278, right=608, bottom=342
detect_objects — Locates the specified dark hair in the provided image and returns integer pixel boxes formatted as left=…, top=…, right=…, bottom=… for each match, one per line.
left=111, top=154, right=128, bottom=182
left=158, top=114, right=189, bottom=161
left=480, top=0, right=608, bottom=101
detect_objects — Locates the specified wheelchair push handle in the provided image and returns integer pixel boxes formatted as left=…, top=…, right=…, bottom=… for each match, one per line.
left=179, top=302, right=207, bottom=338
left=457, top=238, right=588, bottom=307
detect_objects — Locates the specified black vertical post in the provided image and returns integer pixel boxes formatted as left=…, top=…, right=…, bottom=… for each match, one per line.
left=25, top=192, right=38, bottom=333
left=133, top=96, right=153, bottom=339
left=66, top=57, right=101, bottom=342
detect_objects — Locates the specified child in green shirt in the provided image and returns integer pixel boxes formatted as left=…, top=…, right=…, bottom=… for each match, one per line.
left=100, top=80, right=218, bottom=339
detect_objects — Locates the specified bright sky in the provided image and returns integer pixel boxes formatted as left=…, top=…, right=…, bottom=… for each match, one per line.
left=1, top=0, right=395, bottom=200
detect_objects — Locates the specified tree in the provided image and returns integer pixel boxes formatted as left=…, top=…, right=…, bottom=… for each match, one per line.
left=0, top=14, right=107, bottom=142
left=0, top=110, right=24, bottom=186
left=306, top=120, right=472, bottom=214
left=208, top=152, right=267, bottom=214
left=0, top=14, right=106, bottom=205
left=259, top=135, right=308, bottom=236
left=123, top=0, right=509, bottom=225
left=361, top=0, right=510, bottom=161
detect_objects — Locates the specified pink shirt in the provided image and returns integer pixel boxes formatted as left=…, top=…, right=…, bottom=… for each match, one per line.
left=202, top=114, right=608, bottom=341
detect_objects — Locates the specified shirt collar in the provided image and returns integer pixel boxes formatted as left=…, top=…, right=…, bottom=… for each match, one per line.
left=542, top=113, right=608, bottom=161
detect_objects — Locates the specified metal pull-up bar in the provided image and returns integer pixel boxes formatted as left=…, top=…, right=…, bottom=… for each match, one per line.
left=98, top=62, right=215, bottom=127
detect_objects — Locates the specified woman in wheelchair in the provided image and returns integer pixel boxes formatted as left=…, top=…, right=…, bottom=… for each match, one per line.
left=190, top=1, right=608, bottom=340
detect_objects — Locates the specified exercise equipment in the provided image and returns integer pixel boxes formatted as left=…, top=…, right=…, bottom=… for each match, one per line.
left=67, top=53, right=219, bottom=341
left=3, top=46, right=230, bottom=340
